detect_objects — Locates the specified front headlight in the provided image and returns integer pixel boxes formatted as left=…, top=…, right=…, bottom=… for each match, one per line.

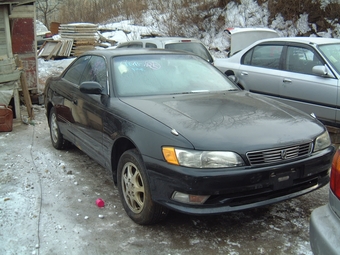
left=162, top=147, right=245, bottom=168
left=314, top=131, right=331, bottom=152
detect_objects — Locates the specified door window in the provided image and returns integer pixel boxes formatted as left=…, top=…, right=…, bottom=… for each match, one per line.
left=63, top=56, right=91, bottom=84
left=243, top=45, right=283, bottom=69
left=285, top=46, right=323, bottom=75
left=80, top=56, right=107, bottom=88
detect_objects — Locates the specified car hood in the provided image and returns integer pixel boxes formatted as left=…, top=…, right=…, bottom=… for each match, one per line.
left=120, top=91, right=324, bottom=152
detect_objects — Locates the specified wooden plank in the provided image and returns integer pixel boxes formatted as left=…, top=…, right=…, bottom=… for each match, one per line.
left=0, top=70, right=20, bottom=83
left=0, top=6, right=13, bottom=58
left=38, top=41, right=59, bottom=57
left=20, top=70, right=34, bottom=119
left=9, top=5, right=34, bottom=18
left=46, top=41, right=62, bottom=60
left=13, top=87, right=20, bottom=120
left=58, top=39, right=73, bottom=56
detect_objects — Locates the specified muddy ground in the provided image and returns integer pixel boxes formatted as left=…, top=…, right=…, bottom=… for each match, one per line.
left=0, top=105, right=330, bottom=255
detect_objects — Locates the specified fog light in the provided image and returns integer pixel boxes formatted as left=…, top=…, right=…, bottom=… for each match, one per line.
left=172, top=192, right=210, bottom=204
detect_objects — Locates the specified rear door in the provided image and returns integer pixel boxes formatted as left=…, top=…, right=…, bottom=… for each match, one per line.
left=279, top=44, right=338, bottom=124
left=237, top=43, right=284, bottom=97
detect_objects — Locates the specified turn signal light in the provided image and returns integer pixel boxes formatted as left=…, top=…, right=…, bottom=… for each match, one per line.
left=162, top=147, right=179, bottom=165
left=330, top=149, right=340, bottom=199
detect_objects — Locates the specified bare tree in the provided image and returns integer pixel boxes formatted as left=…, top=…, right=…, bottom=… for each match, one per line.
left=36, top=0, right=62, bottom=28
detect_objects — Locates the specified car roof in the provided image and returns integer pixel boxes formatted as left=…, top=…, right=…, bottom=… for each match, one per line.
left=224, top=27, right=278, bottom=35
left=116, top=37, right=205, bottom=47
left=80, top=48, right=195, bottom=58
left=145, top=37, right=202, bottom=42
left=256, top=36, right=340, bottom=46
left=125, top=37, right=203, bottom=43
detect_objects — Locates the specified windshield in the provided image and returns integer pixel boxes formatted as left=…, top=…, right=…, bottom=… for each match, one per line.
left=112, top=54, right=237, bottom=97
left=318, top=43, right=340, bottom=74
left=165, top=42, right=214, bottom=63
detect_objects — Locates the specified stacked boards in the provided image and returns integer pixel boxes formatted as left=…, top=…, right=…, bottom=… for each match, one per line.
left=38, top=23, right=98, bottom=59
left=59, top=23, right=98, bottom=56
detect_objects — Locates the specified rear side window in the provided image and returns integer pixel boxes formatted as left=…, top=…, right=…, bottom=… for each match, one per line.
left=243, top=45, right=283, bottom=69
left=146, top=43, right=157, bottom=48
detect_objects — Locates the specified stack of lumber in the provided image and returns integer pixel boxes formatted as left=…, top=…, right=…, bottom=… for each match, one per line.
left=59, top=23, right=98, bottom=56
left=38, top=23, right=98, bottom=59
left=38, top=39, right=74, bottom=60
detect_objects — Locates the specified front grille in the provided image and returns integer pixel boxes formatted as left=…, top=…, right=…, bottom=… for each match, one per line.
left=246, top=142, right=312, bottom=165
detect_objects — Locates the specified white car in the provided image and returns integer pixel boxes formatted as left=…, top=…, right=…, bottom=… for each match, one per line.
left=116, top=37, right=214, bottom=64
left=224, top=27, right=278, bottom=56
left=215, top=37, right=340, bottom=127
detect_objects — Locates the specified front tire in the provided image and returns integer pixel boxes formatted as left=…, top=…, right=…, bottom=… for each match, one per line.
left=117, top=149, right=169, bottom=225
left=49, top=107, right=71, bottom=150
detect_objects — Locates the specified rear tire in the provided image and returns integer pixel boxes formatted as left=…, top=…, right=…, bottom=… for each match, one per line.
left=117, top=149, right=169, bottom=225
left=49, top=107, right=71, bottom=150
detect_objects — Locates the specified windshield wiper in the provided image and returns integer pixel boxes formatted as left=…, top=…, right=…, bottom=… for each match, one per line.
left=171, top=90, right=209, bottom=95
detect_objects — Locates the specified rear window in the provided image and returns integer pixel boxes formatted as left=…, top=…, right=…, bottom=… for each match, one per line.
left=164, top=42, right=214, bottom=64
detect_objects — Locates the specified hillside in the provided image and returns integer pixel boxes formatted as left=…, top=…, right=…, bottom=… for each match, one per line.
left=89, top=1, right=338, bottom=58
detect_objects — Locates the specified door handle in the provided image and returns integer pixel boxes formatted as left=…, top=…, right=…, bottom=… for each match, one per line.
left=240, top=71, right=248, bottom=76
left=283, top=78, right=292, bottom=83
left=73, top=99, right=78, bottom=105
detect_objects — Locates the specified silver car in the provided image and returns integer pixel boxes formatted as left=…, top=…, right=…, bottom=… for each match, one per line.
left=215, top=37, right=340, bottom=127
left=310, top=148, right=340, bottom=255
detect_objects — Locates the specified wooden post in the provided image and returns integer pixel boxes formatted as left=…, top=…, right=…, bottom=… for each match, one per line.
left=19, top=70, right=34, bottom=120
left=13, top=85, right=21, bottom=119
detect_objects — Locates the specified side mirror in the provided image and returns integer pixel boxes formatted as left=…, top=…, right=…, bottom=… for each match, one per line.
left=80, top=81, right=103, bottom=95
left=312, top=65, right=334, bottom=78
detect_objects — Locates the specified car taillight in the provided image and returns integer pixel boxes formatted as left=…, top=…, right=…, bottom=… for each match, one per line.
left=330, top=149, right=340, bottom=199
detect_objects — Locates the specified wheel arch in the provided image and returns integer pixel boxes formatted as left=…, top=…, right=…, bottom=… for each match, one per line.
left=110, top=137, right=137, bottom=185
left=46, top=101, right=54, bottom=127
left=224, top=69, right=235, bottom=77
left=224, top=70, right=245, bottom=90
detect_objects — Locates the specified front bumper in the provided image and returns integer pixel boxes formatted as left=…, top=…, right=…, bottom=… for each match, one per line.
left=145, top=146, right=335, bottom=215
left=310, top=192, right=340, bottom=255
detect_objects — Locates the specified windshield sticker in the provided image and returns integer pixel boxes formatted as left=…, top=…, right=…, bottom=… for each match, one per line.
left=144, top=61, right=161, bottom=70
left=117, top=61, right=161, bottom=73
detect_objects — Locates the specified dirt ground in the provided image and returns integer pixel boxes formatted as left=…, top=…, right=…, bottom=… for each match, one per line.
left=0, top=105, right=330, bottom=255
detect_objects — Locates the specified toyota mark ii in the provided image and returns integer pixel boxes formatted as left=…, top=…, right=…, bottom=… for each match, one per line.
left=44, top=49, right=335, bottom=225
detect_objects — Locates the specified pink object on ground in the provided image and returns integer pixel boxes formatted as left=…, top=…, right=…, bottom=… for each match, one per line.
left=96, top=198, right=105, bottom=207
